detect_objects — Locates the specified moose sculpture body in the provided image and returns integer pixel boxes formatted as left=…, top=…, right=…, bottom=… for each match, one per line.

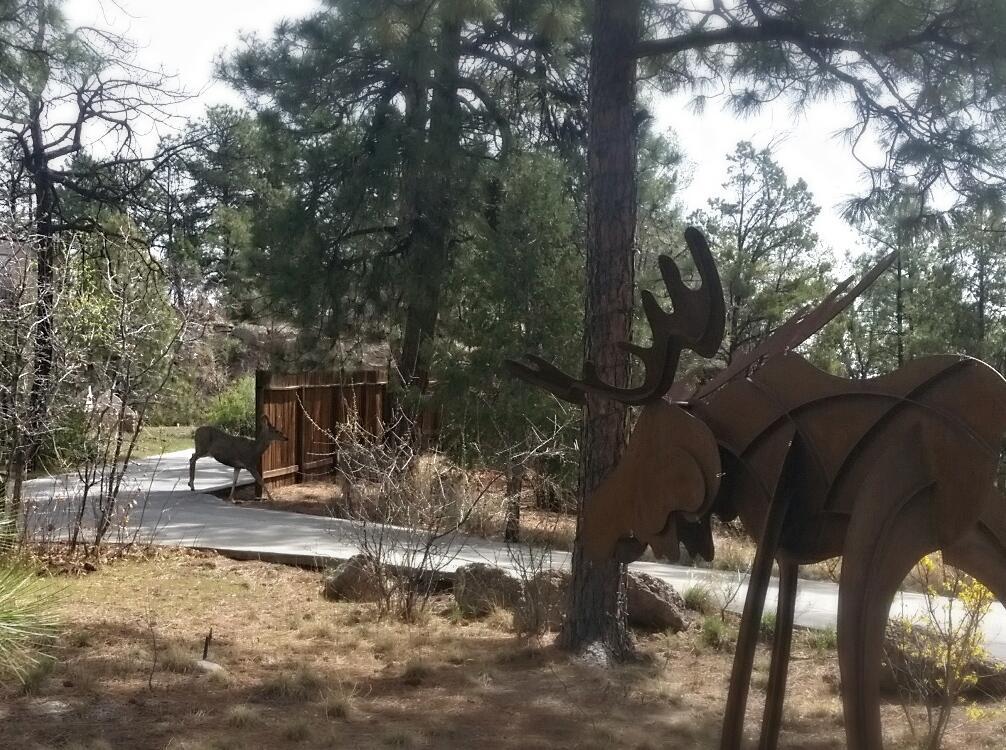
left=508, top=228, right=1006, bottom=750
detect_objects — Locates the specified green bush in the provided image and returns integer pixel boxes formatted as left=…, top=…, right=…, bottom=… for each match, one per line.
left=683, top=584, right=715, bottom=615
left=808, top=626, right=838, bottom=652
left=204, top=376, right=256, bottom=436
left=701, top=615, right=728, bottom=650
left=759, top=612, right=777, bottom=643
left=0, top=563, right=60, bottom=684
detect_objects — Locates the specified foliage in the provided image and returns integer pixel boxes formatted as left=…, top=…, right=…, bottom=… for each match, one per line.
left=690, top=141, right=830, bottom=368
left=204, top=376, right=256, bottom=437
left=682, top=584, right=715, bottom=615
left=700, top=614, right=729, bottom=650
left=0, top=562, right=59, bottom=684
left=885, top=554, right=995, bottom=749
left=436, top=151, right=583, bottom=461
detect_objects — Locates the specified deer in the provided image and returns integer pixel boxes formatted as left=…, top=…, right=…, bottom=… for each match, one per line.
left=189, top=415, right=288, bottom=502
left=508, top=227, right=1006, bottom=750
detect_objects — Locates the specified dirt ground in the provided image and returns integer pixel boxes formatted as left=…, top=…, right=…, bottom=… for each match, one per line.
left=254, top=478, right=578, bottom=552
left=4, top=551, right=1006, bottom=750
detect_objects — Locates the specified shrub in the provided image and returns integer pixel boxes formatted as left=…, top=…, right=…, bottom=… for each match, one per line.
left=759, top=612, right=777, bottom=643
left=0, top=563, right=60, bottom=684
left=682, top=584, right=715, bottom=615
left=808, top=626, right=838, bottom=652
left=204, top=376, right=256, bottom=436
left=701, top=615, right=728, bottom=650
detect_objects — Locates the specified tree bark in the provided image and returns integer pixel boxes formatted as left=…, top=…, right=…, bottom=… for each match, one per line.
left=558, top=0, right=640, bottom=662
left=397, top=17, right=463, bottom=397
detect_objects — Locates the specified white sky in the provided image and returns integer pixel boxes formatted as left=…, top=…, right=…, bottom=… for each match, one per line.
left=65, top=0, right=880, bottom=257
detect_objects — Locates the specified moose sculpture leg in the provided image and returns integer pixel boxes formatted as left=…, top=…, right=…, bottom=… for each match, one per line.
left=945, top=502, right=1006, bottom=605
left=720, top=442, right=796, bottom=750
left=836, top=431, right=943, bottom=750
left=759, top=559, right=799, bottom=750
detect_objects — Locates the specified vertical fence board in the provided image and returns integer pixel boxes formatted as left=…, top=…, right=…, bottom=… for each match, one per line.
left=257, top=367, right=431, bottom=491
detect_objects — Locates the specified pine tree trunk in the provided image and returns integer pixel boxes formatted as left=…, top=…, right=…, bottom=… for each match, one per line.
left=394, top=16, right=463, bottom=439
left=558, top=0, right=640, bottom=662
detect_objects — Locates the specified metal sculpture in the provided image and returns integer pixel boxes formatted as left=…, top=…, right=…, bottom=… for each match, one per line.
left=508, top=228, right=1006, bottom=750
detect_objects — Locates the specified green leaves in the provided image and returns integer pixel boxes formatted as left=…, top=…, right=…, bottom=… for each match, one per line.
left=0, top=563, right=60, bottom=685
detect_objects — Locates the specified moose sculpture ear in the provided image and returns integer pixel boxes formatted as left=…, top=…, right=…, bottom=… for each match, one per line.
left=582, top=401, right=721, bottom=563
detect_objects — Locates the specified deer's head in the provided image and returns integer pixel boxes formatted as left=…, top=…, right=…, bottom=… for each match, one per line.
left=508, top=227, right=725, bottom=564
left=258, top=415, right=289, bottom=444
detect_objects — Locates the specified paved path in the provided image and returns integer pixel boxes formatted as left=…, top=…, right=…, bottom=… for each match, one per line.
left=21, top=449, right=1006, bottom=660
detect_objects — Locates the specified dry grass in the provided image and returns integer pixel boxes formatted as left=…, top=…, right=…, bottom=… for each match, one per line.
left=258, top=477, right=578, bottom=551
left=4, top=551, right=1005, bottom=749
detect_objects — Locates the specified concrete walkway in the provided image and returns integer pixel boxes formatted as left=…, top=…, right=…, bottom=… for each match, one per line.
left=21, top=449, right=1006, bottom=661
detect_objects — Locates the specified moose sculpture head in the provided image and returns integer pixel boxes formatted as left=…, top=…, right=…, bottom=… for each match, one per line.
left=508, top=227, right=727, bottom=564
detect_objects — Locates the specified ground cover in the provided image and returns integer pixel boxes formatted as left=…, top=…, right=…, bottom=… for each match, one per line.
left=3, top=551, right=1005, bottom=750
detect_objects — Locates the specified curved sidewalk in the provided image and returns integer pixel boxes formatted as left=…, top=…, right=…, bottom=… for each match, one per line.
left=21, top=449, right=1006, bottom=661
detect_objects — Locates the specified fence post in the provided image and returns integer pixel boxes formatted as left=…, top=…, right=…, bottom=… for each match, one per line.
left=295, top=386, right=305, bottom=484
left=254, top=370, right=269, bottom=498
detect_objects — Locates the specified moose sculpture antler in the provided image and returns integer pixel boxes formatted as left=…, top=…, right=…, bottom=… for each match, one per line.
left=508, top=228, right=1006, bottom=750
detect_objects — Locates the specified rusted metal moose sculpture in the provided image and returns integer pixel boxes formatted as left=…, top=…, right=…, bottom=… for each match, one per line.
left=508, top=228, right=1006, bottom=750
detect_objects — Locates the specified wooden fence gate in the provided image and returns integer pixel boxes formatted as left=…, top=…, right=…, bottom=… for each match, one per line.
left=255, top=368, right=440, bottom=491
left=255, top=368, right=388, bottom=490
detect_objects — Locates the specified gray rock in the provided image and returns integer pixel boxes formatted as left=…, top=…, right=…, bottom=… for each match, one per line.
left=626, top=572, right=691, bottom=632
left=453, top=563, right=521, bottom=616
left=30, top=699, right=73, bottom=717
left=323, top=555, right=384, bottom=602
left=194, top=659, right=227, bottom=677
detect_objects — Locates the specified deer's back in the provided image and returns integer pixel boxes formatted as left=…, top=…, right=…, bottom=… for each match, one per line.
left=194, top=425, right=256, bottom=466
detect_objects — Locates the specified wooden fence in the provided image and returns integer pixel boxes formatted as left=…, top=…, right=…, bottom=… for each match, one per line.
left=255, top=368, right=438, bottom=490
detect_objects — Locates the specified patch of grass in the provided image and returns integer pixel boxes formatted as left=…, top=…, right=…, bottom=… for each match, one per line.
left=159, top=643, right=194, bottom=673
left=255, top=666, right=327, bottom=702
left=0, top=562, right=60, bottom=683
left=383, top=729, right=415, bottom=748
left=282, top=718, right=312, bottom=742
left=18, top=653, right=56, bottom=694
left=760, top=612, right=777, bottom=643
left=700, top=616, right=729, bottom=651
left=402, top=659, right=432, bottom=686
left=682, top=585, right=715, bottom=615
left=68, top=629, right=93, bottom=648
left=224, top=703, right=261, bottom=728
left=131, top=425, right=194, bottom=458
left=323, top=685, right=355, bottom=719
left=62, top=660, right=99, bottom=691
left=62, top=741, right=114, bottom=750
left=808, top=626, right=838, bottom=652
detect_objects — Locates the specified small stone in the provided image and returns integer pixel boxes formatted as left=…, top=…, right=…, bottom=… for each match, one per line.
left=194, top=659, right=227, bottom=676
left=31, top=699, right=73, bottom=717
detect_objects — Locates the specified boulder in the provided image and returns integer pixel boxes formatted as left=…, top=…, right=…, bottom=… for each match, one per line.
left=513, top=570, right=569, bottom=635
left=453, top=563, right=521, bottom=616
left=626, top=572, right=691, bottom=632
left=322, top=555, right=384, bottom=602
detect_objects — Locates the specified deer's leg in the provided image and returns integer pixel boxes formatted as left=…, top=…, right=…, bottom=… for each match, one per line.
left=188, top=453, right=200, bottom=491
left=720, top=455, right=795, bottom=750
left=838, top=435, right=940, bottom=750
left=229, top=467, right=240, bottom=501
left=248, top=466, right=275, bottom=502
left=758, top=558, right=798, bottom=750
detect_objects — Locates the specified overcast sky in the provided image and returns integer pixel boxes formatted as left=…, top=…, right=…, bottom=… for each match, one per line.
left=64, top=0, right=879, bottom=255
